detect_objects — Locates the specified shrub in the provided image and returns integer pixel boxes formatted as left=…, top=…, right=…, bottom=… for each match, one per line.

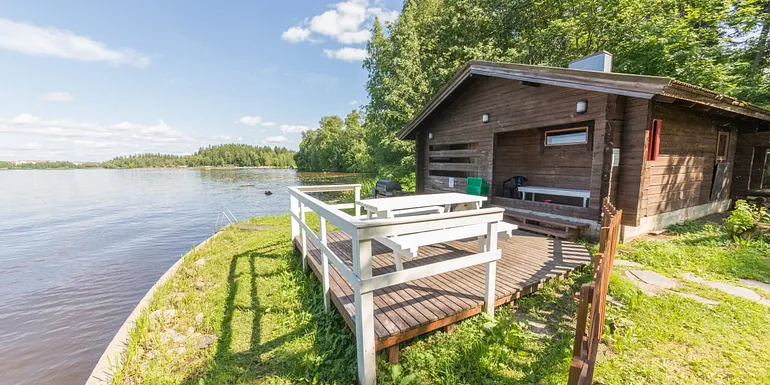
left=723, top=200, right=768, bottom=239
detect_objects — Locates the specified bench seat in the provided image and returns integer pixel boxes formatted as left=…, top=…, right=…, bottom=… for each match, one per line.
left=377, top=221, right=518, bottom=270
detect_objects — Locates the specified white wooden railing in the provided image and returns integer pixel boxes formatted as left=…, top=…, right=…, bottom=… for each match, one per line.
left=289, top=184, right=504, bottom=385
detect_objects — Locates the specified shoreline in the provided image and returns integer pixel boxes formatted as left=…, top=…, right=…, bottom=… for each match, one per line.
left=84, top=229, right=227, bottom=385
left=0, top=166, right=294, bottom=171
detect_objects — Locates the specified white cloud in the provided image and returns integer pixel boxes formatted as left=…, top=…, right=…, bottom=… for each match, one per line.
left=212, top=134, right=232, bottom=141
left=349, top=100, right=359, bottom=105
left=0, top=18, right=150, bottom=68
left=281, top=26, right=312, bottom=43
left=237, top=136, right=243, bottom=142
left=234, top=116, right=279, bottom=127
left=280, top=124, right=313, bottom=133
left=110, top=121, right=135, bottom=130
left=235, top=116, right=263, bottom=126
left=367, top=7, right=399, bottom=23
left=281, top=0, right=397, bottom=45
left=40, top=91, right=74, bottom=102
left=310, top=1, right=367, bottom=38
left=0, top=114, right=199, bottom=161
left=323, top=47, right=368, bottom=61
left=337, top=30, right=371, bottom=44
left=264, top=135, right=288, bottom=143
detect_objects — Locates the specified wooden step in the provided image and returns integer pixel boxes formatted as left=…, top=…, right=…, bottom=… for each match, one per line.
left=504, top=212, right=589, bottom=229
left=507, top=220, right=572, bottom=239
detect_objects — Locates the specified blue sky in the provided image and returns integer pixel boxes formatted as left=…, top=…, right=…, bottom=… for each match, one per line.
left=0, top=0, right=400, bottom=161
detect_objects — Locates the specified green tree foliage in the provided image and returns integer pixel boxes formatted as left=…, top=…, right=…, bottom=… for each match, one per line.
left=300, top=0, right=770, bottom=177
left=294, top=110, right=371, bottom=172
left=101, top=144, right=295, bottom=169
left=0, top=161, right=100, bottom=169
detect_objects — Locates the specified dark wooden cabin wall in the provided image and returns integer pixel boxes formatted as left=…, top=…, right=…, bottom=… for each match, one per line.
left=732, top=130, right=770, bottom=196
left=615, top=98, right=649, bottom=226
left=419, top=76, right=609, bottom=214
left=642, top=102, right=737, bottom=216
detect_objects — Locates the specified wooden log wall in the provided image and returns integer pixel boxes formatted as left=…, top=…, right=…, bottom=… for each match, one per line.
left=615, top=98, right=649, bottom=226
left=418, top=76, right=610, bottom=218
left=641, top=102, right=738, bottom=217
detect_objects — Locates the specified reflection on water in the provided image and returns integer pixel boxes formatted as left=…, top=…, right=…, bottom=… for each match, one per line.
left=0, top=168, right=362, bottom=385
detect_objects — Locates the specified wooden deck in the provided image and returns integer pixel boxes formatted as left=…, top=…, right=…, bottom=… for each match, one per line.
left=293, top=229, right=592, bottom=350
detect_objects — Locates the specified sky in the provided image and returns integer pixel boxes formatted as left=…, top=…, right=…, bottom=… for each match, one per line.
left=0, top=0, right=400, bottom=161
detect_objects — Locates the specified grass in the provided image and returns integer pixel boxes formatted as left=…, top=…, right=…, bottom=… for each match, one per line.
left=112, top=214, right=358, bottom=384
left=112, top=215, right=770, bottom=384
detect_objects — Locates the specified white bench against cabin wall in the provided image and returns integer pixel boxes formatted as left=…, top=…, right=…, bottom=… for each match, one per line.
left=289, top=185, right=505, bottom=385
left=517, top=186, right=591, bottom=207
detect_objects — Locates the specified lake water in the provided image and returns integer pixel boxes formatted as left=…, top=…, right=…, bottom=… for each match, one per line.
left=0, top=169, right=359, bottom=385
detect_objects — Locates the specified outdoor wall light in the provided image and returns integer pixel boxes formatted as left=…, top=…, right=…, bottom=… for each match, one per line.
left=482, top=113, right=489, bottom=123
left=576, top=100, right=588, bottom=114
left=428, top=132, right=434, bottom=140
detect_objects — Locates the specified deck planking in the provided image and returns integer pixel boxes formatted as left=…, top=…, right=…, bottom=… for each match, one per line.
left=293, top=229, right=592, bottom=350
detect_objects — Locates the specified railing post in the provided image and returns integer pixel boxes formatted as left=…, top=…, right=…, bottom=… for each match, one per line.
left=320, top=218, right=329, bottom=313
left=290, top=194, right=299, bottom=240
left=353, top=236, right=376, bottom=385
left=299, top=201, right=307, bottom=271
left=354, top=185, right=361, bottom=218
left=484, top=221, right=498, bottom=317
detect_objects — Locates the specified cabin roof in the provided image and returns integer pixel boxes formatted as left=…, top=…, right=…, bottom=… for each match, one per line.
left=397, top=60, right=770, bottom=139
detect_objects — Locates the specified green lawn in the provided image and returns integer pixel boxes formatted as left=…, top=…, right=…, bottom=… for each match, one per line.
left=112, top=215, right=770, bottom=384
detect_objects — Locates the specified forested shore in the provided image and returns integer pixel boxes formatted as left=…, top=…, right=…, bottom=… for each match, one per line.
left=0, top=144, right=296, bottom=170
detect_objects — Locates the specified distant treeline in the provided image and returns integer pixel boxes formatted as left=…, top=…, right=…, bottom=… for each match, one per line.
left=0, top=144, right=296, bottom=170
left=102, top=144, right=296, bottom=168
left=0, top=161, right=100, bottom=170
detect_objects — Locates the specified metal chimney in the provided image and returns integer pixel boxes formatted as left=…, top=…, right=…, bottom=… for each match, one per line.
left=568, top=51, right=613, bottom=72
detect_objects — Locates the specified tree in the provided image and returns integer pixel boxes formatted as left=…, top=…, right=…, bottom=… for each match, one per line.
left=298, top=0, right=770, bottom=178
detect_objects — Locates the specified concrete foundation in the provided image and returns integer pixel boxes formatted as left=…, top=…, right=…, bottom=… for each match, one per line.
left=621, top=200, right=731, bottom=241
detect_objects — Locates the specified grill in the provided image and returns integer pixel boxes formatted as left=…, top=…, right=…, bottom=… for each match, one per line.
left=374, top=179, right=402, bottom=198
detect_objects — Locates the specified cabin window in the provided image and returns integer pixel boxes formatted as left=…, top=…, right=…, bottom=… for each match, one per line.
left=716, top=131, right=729, bottom=161
left=544, top=127, right=588, bottom=146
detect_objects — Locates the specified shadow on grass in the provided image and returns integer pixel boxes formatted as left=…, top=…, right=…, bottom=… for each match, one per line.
left=193, top=236, right=357, bottom=384
left=386, top=270, right=594, bottom=384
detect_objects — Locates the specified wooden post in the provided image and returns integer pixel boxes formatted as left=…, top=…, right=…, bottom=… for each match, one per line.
left=353, top=237, right=376, bottom=385
left=388, top=345, right=400, bottom=364
left=290, top=195, right=299, bottom=240
left=320, top=218, right=329, bottom=313
left=600, top=95, right=625, bottom=207
left=354, top=185, right=362, bottom=217
left=299, top=201, right=307, bottom=271
left=484, top=221, right=498, bottom=317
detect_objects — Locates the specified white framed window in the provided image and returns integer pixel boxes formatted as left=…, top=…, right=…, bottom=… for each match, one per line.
left=544, top=126, right=589, bottom=146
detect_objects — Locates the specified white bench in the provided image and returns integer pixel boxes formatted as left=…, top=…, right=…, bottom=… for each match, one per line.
left=377, top=221, right=518, bottom=270
left=357, top=206, right=445, bottom=220
left=517, top=186, right=591, bottom=207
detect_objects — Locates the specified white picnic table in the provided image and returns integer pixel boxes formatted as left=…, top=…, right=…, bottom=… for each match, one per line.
left=517, top=186, right=591, bottom=207
left=356, top=193, right=516, bottom=270
left=356, top=192, right=487, bottom=219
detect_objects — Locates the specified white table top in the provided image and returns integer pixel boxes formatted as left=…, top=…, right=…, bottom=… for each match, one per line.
left=357, top=193, right=487, bottom=213
left=517, top=186, right=590, bottom=198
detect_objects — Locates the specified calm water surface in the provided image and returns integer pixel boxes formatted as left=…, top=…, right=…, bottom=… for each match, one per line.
left=0, top=169, right=357, bottom=385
